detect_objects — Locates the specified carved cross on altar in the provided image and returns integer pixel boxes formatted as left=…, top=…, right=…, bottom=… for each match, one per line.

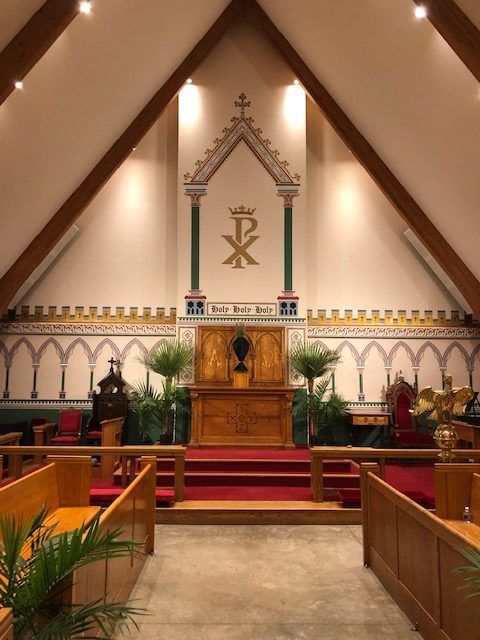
left=234, top=93, right=251, bottom=117
left=227, top=404, right=257, bottom=433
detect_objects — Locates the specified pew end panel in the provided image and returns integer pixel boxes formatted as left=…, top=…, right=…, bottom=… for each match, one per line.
left=362, top=465, right=480, bottom=640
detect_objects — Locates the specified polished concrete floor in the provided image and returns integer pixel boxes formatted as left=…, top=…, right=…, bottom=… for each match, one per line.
left=127, top=525, right=421, bottom=639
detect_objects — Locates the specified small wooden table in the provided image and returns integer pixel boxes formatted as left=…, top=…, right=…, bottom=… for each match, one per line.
left=345, top=409, right=391, bottom=447
left=190, top=386, right=295, bottom=448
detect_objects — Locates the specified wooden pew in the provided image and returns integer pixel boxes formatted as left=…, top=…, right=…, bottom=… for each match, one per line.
left=0, top=455, right=156, bottom=635
left=0, top=456, right=99, bottom=535
left=0, top=609, right=13, bottom=640
left=361, top=462, right=480, bottom=640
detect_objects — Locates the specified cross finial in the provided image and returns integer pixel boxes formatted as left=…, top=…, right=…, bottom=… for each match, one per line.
left=234, top=93, right=251, bottom=117
left=108, top=357, right=116, bottom=371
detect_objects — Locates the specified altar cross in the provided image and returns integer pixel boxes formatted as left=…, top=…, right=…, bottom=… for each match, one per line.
left=227, top=404, right=257, bottom=433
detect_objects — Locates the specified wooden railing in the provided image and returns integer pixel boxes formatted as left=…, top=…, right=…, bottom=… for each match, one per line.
left=310, top=446, right=480, bottom=503
left=0, top=432, right=22, bottom=478
left=361, top=462, right=480, bottom=640
left=0, top=445, right=186, bottom=502
left=32, top=422, right=56, bottom=463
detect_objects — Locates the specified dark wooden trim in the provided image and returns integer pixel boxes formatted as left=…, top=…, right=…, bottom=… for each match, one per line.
left=0, top=0, right=79, bottom=106
left=0, top=0, right=244, bottom=315
left=413, top=0, right=480, bottom=83
left=244, top=0, right=480, bottom=318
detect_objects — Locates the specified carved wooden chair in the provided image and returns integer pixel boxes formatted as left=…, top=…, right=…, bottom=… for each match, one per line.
left=386, top=377, right=433, bottom=448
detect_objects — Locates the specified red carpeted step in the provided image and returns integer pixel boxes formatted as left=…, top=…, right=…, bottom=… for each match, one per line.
left=90, top=479, right=174, bottom=507
left=184, top=485, right=314, bottom=501
left=185, top=448, right=310, bottom=460
left=154, top=459, right=352, bottom=474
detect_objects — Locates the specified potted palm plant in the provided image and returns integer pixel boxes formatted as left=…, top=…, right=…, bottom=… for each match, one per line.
left=0, top=506, right=143, bottom=639
left=131, top=341, right=193, bottom=444
left=289, top=343, right=342, bottom=445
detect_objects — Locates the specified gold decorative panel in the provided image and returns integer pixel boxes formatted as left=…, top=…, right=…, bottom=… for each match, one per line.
left=196, top=325, right=285, bottom=386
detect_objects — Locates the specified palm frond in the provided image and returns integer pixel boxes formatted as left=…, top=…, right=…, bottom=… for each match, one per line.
left=0, top=510, right=144, bottom=639
left=457, top=547, right=480, bottom=598
left=141, top=341, right=193, bottom=381
left=28, top=600, right=145, bottom=639
left=289, top=344, right=339, bottom=383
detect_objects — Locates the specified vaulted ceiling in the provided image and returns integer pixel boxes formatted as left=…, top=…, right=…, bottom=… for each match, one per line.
left=0, top=0, right=479, bottom=316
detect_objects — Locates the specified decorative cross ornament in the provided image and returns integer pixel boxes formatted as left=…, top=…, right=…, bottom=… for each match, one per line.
left=227, top=404, right=257, bottom=433
left=234, top=93, right=251, bottom=116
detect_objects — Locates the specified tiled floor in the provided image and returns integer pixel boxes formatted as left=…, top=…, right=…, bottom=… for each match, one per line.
left=125, top=524, right=420, bottom=639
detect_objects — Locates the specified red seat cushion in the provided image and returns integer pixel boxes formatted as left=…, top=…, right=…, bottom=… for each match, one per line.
left=87, top=431, right=102, bottom=440
left=50, top=435, right=80, bottom=444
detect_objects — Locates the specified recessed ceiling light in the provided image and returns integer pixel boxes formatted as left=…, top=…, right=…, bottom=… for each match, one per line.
left=293, top=79, right=300, bottom=85
left=79, top=1, right=91, bottom=14
left=186, top=79, right=193, bottom=84
left=14, top=81, right=23, bottom=90
left=414, top=6, right=427, bottom=19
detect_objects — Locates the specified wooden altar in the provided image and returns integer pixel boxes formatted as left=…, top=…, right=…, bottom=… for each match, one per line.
left=190, top=325, right=296, bottom=448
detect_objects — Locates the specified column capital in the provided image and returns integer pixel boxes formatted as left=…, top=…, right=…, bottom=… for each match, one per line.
left=277, top=184, right=299, bottom=206
left=185, top=182, right=208, bottom=206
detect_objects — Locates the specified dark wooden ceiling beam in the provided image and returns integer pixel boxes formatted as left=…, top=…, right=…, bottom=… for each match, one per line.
left=244, top=0, right=480, bottom=318
left=0, top=0, right=79, bottom=106
left=413, top=0, right=480, bottom=83
left=0, top=0, right=244, bottom=315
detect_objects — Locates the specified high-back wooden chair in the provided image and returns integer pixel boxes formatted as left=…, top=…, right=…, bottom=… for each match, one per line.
left=386, top=377, right=433, bottom=448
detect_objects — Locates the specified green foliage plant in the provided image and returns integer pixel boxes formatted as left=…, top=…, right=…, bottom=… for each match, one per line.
left=0, top=506, right=144, bottom=639
left=289, top=343, right=342, bottom=443
left=457, top=547, right=480, bottom=598
left=131, top=341, right=194, bottom=442
left=289, top=343, right=340, bottom=393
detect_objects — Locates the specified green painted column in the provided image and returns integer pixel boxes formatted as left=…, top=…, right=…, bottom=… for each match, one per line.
left=284, top=206, right=293, bottom=291
left=3, top=365, right=10, bottom=398
left=331, top=370, right=336, bottom=393
left=469, top=369, right=473, bottom=388
left=184, top=184, right=207, bottom=295
left=191, top=205, right=200, bottom=290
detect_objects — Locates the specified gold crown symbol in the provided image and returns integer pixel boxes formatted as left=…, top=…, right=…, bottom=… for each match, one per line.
left=228, top=205, right=256, bottom=216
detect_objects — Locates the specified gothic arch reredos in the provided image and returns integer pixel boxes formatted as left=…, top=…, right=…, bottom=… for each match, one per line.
left=442, top=341, right=470, bottom=369
left=387, top=342, right=416, bottom=368
left=184, top=94, right=300, bottom=188
left=8, top=338, right=36, bottom=366
left=360, top=341, right=388, bottom=367
left=415, top=341, right=443, bottom=368
left=92, top=339, right=121, bottom=365
left=36, top=338, right=65, bottom=365
left=65, top=339, right=93, bottom=364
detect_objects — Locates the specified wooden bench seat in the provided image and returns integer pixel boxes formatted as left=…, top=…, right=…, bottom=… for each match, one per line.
left=0, top=454, right=156, bottom=636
